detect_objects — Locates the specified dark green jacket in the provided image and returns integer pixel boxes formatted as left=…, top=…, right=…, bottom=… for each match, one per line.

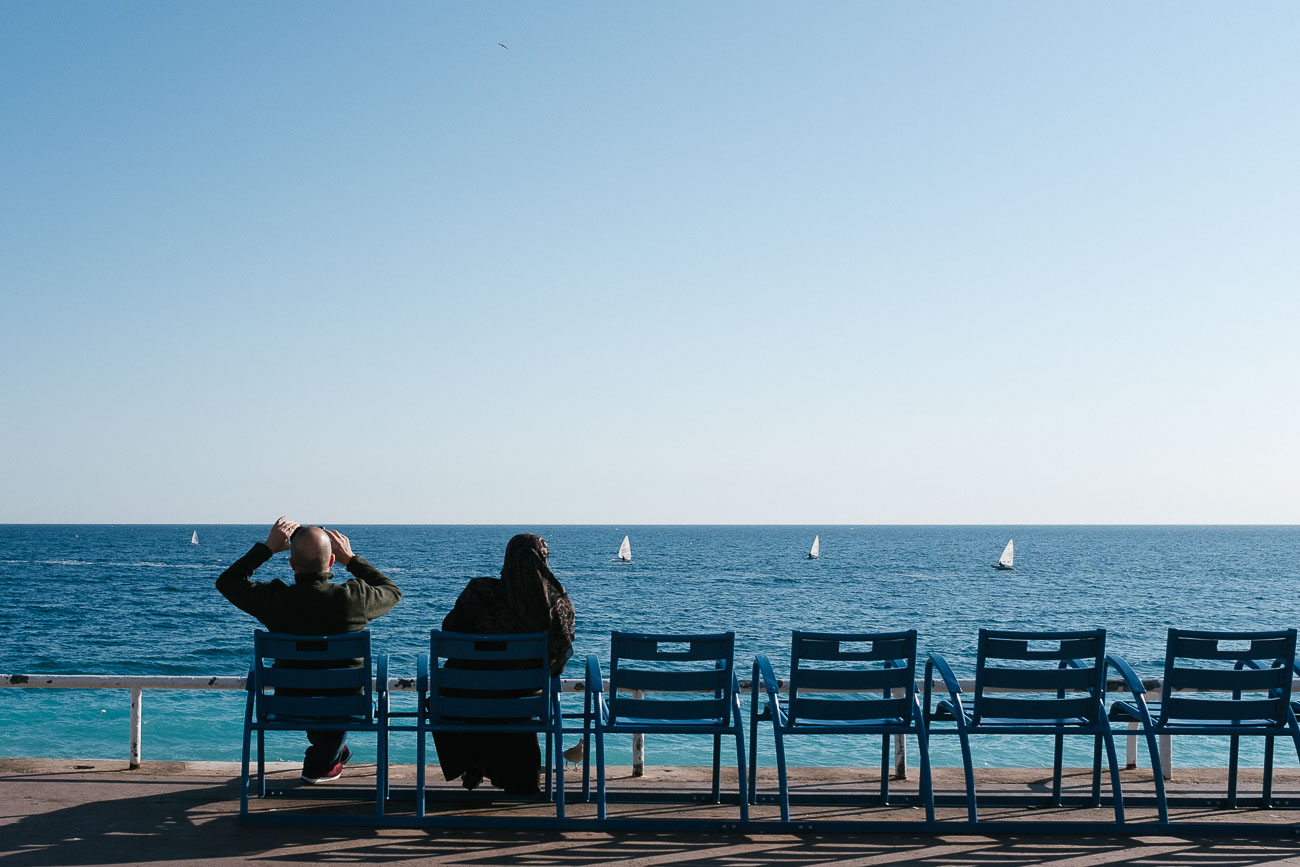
left=216, top=542, right=401, bottom=635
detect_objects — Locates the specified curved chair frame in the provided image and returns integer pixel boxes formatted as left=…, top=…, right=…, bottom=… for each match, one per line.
left=1108, top=627, right=1300, bottom=824
left=749, top=629, right=934, bottom=823
left=925, top=628, right=1124, bottom=824
left=415, top=630, right=564, bottom=821
left=240, top=629, right=389, bottom=824
left=585, top=631, right=748, bottom=823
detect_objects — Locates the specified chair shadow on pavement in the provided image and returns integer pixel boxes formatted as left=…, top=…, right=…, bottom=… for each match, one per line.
left=3, top=770, right=1300, bottom=867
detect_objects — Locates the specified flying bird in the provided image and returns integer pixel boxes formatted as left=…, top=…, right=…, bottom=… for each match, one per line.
left=498, top=43, right=509, bottom=49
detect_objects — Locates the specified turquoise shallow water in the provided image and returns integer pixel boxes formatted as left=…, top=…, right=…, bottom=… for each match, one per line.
left=1, top=524, right=1297, bottom=769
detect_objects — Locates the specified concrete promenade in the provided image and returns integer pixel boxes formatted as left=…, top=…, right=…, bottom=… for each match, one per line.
left=3, top=759, right=1300, bottom=866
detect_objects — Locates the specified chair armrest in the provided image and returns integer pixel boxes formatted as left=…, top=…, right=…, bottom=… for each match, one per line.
left=1105, top=654, right=1145, bottom=696
left=924, top=653, right=962, bottom=719
left=754, top=654, right=782, bottom=696
left=376, top=654, right=389, bottom=695
left=417, top=653, right=429, bottom=697
left=584, top=654, right=604, bottom=696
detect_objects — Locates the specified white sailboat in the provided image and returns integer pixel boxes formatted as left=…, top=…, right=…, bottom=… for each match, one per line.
left=617, top=535, right=631, bottom=562
left=190, top=531, right=199, bottom=546
left=994, top=538, right=1013, bottom=570
left=807, top=535, right=820, bottom=559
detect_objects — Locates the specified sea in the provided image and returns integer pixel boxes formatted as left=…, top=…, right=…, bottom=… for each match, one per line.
left=1, top=524, right=1297, bottom=771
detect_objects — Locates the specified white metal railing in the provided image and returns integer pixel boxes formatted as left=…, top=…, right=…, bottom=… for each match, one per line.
left=1, top=673, right=1192, bottom=777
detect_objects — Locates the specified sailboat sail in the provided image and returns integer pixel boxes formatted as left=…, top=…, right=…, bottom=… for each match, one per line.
left=808, top=535, right=820, bottom=559
left=617, top=535, right=631, bottom=562
left=997, top=539, right=1014, bottom=569
left=190, top=531, right=199, bottom=546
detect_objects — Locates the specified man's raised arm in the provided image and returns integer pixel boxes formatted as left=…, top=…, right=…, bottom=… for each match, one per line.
left=328, top=529, right=402, bottom=619
left=216, top=516, right=299, bottom=617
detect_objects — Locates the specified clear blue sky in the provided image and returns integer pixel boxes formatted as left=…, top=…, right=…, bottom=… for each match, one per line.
left=2, top=2, right=1297, bottom=524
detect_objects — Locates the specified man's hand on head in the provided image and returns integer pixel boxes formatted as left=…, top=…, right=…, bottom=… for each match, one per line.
left=265, top=516, right=299, bottom=553
left=325, top=529, right=354, bottom=567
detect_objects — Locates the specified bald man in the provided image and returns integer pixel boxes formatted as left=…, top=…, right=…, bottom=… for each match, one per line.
left=217, top=516, right=402, bottom=783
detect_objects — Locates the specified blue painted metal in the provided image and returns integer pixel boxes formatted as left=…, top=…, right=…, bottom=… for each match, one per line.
left=749, top=630, right=935, bottom=822
left=586, top=631, right=748, bottom=821
left=414, top=631, right=565, bottom=822
left=239, top=629, right=389, bottom=823
left=1109, top=627, right=1300, bottom=824
left=925, top=628, right=1124, bottom=824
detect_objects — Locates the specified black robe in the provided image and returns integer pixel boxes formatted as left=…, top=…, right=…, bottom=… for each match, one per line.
left=433, top=534, right=575, bottom=794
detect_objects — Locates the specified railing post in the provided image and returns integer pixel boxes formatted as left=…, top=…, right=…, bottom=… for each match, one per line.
left=631, top=689, right=644, bottom=777
left=893, top=733, right=907, bottom=779
left=1126, top=722, right=1137, bottom=769
left=129, top=687, right=143, bottom=769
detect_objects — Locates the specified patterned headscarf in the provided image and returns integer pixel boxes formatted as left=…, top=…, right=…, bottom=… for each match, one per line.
left=500, top=534, right=575, bottom=671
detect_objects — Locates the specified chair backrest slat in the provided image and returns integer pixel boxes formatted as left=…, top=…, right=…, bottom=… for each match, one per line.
left=1167, top=665, right=1289, bottom=693
left=981, top=666, right=1097, bottom=692
left=1164, top=696, right=1289, bottom=722
left=436, top=666, right=550, bottom=693
left=794, top=667, right=913, bottom=693
left=615, top=697, right=729, bottom=722
left=616, top=668, right=727, bottom=693
left=979, top=695, right=1098, bottom=721
left=436, top=695, right=549, bottom=720
left=262, top=695, right=372, bottom=720
left=794, top=696, right=911, bottom=722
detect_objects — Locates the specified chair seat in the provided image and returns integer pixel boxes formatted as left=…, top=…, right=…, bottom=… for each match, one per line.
left=1110, top=700, right=1284, bottom=729
left=787, top=716, right=908, bottom=729
left=607, top=716, right=730, bottom=730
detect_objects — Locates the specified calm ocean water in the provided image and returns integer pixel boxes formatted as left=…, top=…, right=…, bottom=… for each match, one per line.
left=2, top=524, right=1297, bottom=770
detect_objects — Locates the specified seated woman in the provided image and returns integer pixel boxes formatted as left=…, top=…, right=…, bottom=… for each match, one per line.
left=434, top=533, right=576, bottom=794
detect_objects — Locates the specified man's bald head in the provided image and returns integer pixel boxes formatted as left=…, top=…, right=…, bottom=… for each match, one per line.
left=289, top=526, right=334, bottom=574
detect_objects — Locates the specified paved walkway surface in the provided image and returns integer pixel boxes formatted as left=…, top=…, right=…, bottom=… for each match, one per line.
left=3, top=759, right=1300, bottom=866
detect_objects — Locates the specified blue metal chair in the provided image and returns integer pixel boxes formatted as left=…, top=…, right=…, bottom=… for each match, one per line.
left=749, top=630, right=934, bottom=823
left=925, top=628, right=1124, bottom=823
left=585, top=631, right=748, bottom=822
left=240, top=629, right=389, bottom=823
left=1109, top=628, right=1300, bottom=824
left=416, top=631, right=565, bottom=820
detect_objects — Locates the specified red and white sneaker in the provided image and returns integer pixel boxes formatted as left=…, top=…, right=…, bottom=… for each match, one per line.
left=300, top=746, right=351, bottom=784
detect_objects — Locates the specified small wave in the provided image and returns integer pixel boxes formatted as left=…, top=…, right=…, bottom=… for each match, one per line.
left=38, top=559, right=96, bottom=566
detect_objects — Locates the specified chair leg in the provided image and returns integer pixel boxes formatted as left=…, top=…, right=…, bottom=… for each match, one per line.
left=240, top=725, right=253, bottom=820
left=595, top=728, right=607, bottom=821
left=1141, top=727, right=1169, bottom=824
left=415, top=722, right=426, bottom=819
left=1227, top=734, right=1240, bottom=809
left=879, top=733, right=891, bottom=805
left=916, top=728, right=935, bottom=824
left=1051, top=731, right=1064, bottom=806
left=257, top=729, right=266, bottom=798
left=555, top=721, right=565, bottom=820
left=747, top=704, right=759, bottom=805
left=1263, top=735, right=1275, bottom=807
left=1091, top=733, right=1103, bottom=807
left=734, top=724, right=748, bottom=822
left=711, top=733, right=722, bottom=803
left=957, top=727, right=977, bottom=823
left=376, top=728, right=386, bottom=817
left=581, top=691, right=592, bottom=802
left=1103, top=727, right=1124, bottom=824
left=774, top=728, right=790, bottom=823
